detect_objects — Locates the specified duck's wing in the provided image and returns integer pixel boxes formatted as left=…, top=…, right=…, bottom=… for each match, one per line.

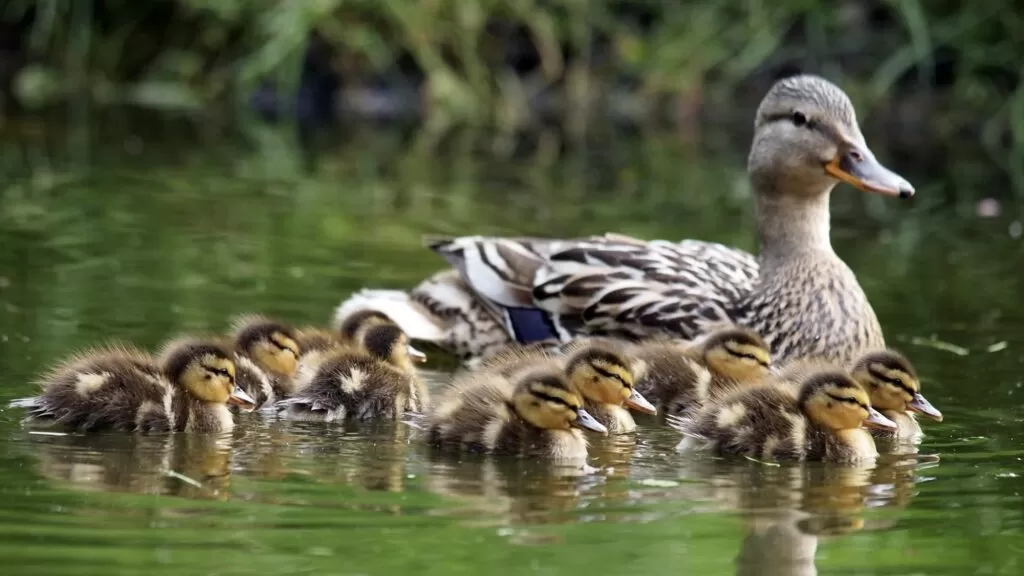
left=428, top=233, right=760, bottom=342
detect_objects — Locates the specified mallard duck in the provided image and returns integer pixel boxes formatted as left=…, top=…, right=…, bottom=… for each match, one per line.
left=481, top=339, right=657, bottom=433
left=230, top=315, right=300, bottom=399
left=426, top=364, right=608, bottom=462
left=10, top=340, right=255, bottom=433
left=335, top=75, right=914, bottom=365
left=634, top=326, right=774, bottom=418
left=275, top=323, right=428, bottom=421
left=673, top=369, right=897, bottom=463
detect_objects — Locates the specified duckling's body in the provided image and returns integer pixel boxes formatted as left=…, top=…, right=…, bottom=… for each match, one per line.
left=426, top=364, right=608, bottom=462
left=231, top=316, right=300, bottom=400
left=633, top=327, right=773, bottom=418
left=675, top=371, right=896, bottom=463
left=11, top=340, right=253, bottom=433
left=276, top=324, right=427, bottom=421
left=232, top=353, right=275, bottom=410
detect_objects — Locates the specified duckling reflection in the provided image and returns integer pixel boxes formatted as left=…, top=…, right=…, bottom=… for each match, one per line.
left=422, top=452, right=585, bottom=526
left=25, top=430, right=235, bottom=501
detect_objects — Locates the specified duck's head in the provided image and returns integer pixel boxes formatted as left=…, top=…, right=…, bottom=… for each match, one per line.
left=749, top=74, right=914, bottom=200
left=699, top=327, right=773, bottom=384
left=510, top=370, right=608, bottom=435
left=361, top=323, right=427, bottom=371
left=232, top=316, right=300, bottom=378
left=564, top=343, right=657, bottom=415
left=338, top=309, right=394, bottom=346
left=798, top=371, right=897, bottom=433
left=160, top=339, right=254, bottom=409
left=851, top=350, right=942, bottom=422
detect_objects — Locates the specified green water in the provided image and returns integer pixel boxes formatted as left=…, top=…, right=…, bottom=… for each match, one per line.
left=1, top=119, right=1023, bottom=575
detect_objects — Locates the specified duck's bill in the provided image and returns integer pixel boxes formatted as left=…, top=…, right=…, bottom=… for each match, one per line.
left=574, top=408, right=609, bottom=435
left=863, top=407, right=898, bottom=431
left=625, top=388, right=658, bottom=415
left=908, top=393, right=943, bottom=422
left=825, top=148, right=915, bottom=199
left=228, top=386, right=258, bottom=411
left=407, top=344, right=428, bottom=363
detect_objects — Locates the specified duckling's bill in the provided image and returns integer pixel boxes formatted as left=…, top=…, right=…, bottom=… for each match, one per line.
left=575, top=409, right=608, bottom=435
left=863, top=406, right=898, bottom=431
left=228, top=386, right=257, bottom=412
left=908, top=393, right=943, bottom=422
left=407, top=344, right=427, bottom=363
left=625, top=388, right=658, bottom=415
left=825, top=145, right=914, bottom=199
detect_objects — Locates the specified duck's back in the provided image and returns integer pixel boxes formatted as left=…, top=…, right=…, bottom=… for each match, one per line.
left=686, top=384, right=808, bottom=461
left=26, top=348, right=172, bottom=432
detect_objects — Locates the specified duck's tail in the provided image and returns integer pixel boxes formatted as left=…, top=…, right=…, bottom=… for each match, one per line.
left=333, top=289, right=447, bottom=344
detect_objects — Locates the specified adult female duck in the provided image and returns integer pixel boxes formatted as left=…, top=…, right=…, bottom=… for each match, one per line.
left=336, top=75, right=914, bottom=365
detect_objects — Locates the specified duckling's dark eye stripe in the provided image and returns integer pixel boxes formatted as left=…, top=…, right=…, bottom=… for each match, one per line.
left=592, top=366, right=631, bottom=388
left=826, top=393, right=867, bottom=411
left=868, top=369, right=915, bottom=395
left=730, top=350, right=770, bottom=366
left=205, top=366, right=233, bottom=379
left=532, top=391, right=579, bottom=413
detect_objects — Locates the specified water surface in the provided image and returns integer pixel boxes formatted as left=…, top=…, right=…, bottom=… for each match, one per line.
left=0, top=119, right=1022, bottom=575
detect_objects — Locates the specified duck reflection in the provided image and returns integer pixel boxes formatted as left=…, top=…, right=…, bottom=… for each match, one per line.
left=26, top=430, right=235, bottom=500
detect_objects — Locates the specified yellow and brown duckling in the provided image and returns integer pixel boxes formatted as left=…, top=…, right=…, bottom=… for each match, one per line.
left=276, top=323, right=428, bottom=421
left=673, top=370, right=897, bottom=463
left=337, top=309, right=394, bottom=347
left=10, top=340, right=255, bottom=433
left=230, top=315, right=300, bottom=403
left=633, top=326, right=774, bottom=418
left=478, top=339, right=657, bottom=433
left=426, top=365, right=608, bottom=462
left=848, top=350, right=942, bottom=439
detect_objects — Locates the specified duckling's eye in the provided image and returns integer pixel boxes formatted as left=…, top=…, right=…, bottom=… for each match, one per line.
left=826, top=394, right=866, bottom=411
left=204, top=366, right=234, bottom=382
left=868, top=369, right=915, bottom=395
left=729, top=349, right=769, bottom=366
left=592, top=365, right=631, bottom=389
left=791, top=111, right=808, bottom=127
left=532, top=391, right=579, bottom=414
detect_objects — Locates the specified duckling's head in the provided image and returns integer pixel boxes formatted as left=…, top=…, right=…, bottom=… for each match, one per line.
left=339, top=309, right=393, bottom=346
left=360, top=323, right=427, bottom=370
left=161, top=339, right=255, bottom=408
left=699, top=327, right=773, bottom=384
left=851, top=350, right=942, bottom=422
left=798, top=371, right=896, bottom=433
left=564, top=344, right=657, bottom=415
left=232, top=316, right=300, bottom=378
left=510, top=371, right=608, bottom=435
left=750, top=75, right=913, bottom=199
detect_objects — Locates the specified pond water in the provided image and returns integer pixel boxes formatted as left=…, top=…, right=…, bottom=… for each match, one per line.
left=0, top=117, right=1023, bottom=575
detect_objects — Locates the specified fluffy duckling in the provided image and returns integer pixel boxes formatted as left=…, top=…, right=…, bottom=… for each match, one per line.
left=634, top=326, right=774, bottom=418
left=337, top=309, right=393, bottom=347
left=426, top=366, right=608, bottom=462
left=10, top=341, right=255, bottom=433
left=276, top=323, right=428, bottom=421
left=478, top=340, right=657, bottom=433
left=674, top=370, right=897, bottom=463
left=230, top=315, right=300, bottom=400
left=849, top=350, right=942, bottom=439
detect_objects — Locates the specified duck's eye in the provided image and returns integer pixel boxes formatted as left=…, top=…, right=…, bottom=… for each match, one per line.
left=791, top=111, right=807, bottom=127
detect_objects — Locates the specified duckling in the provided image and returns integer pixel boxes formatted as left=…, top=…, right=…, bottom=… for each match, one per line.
left=848, top=350, right=942, bottom=439
left=10, top=340, right=254, bottom=433
left=337, top=309, right=393, bottom=347
left=230, top=315, right=300, bottom=399
left=477, top=339, right=657, bottom=433
left=674, top=370, right=897, bottom=463
left=426, top=365, right=608, bottom=462
left=275, top=323, right=428, bottom=421
left=633, top=326, right=774, bottom=418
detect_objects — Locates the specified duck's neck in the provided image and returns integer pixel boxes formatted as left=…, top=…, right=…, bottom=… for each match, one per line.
left=754, top=180, right=836, bottom=262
